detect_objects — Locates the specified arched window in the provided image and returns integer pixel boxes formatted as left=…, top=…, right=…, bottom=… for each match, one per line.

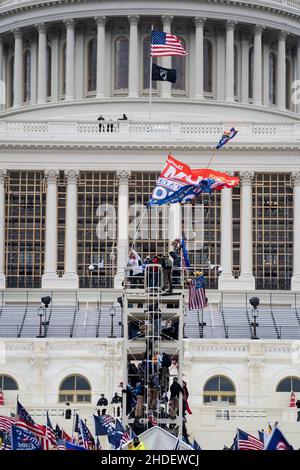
left=46, top=45, right=51, bottom=98
left=172, top=37, right=186, bottom=91
left=115, top=36, right=129, bottom=91
left=7, top=55, right=14, bottom=107
left=142, top=36, right=157, bottom=90
left=285, top=57, right=292, bottom=110
left=203, top=375, right=236, bottom=404
left=248, top=47, right=254, bottom=100
left=61, top=43, right=66, bottom=98
left=276, top=377, right=300, bottom=392
left=59, top=374, right=91, bottom=403
left=23, top=49, right=31, bottom=103
left=88, top=38, right=97, bottom=92
left=204, top=39, right=213, bottom=94
left=269, top=51, right=277, bottom=105
left=0, top=375, right=18, bottom=390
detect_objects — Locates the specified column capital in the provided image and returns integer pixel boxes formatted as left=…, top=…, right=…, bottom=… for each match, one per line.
left=279, top=30, right=288, bottom=41
left=64, top=19, right=76, bottom=30
left=35, top=23, right=47, bottom=34
left=95, top=16, right=107, bottom=27
left=0, top=170, right=7, bottom=184
left=240, top=171, right=254, bottom=185
left=194, top=17, right=206, bottom=28
left=161, top=15, right=173, bottom=28
left=128, top=15, right=140, bottom=26
left=12, top=28, right=23, bottom=39
left=45, top=170, right=59, bottom=183
left=116, top=170, right=131, bottom=182
left=292, top=172, right=300, bottom=187
left=254, top=25, right=265, bottom=35
left=215, top=24, right=225, bottom=35
left=226, top=20, right=237, bottom=32
left=65, top=169, right=79, bottom=183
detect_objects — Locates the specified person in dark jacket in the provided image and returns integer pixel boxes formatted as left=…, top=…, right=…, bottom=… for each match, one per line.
left=169, top=377, right=184, bottom=418
left=111, top=392, right=122, bottom=404
left=97, top=394, right=108, bottom=415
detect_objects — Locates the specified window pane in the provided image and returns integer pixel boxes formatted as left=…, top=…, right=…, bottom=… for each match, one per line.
left=143, top=36, right=157, bottom=90
left=204, top=39, right=212, bottom=93
left=88, top=38, right=97, bottom=92
left=277, top=378, right=291, bottom=392
left=220, top=376, right=234, bottom=391
left=59, top=394, right=74, bottom=403
left=75, top=375, right=90, bottom=390
left=2, top=376, right=18, bottom=390
left=115, top=37, right=129, bottom=90
left=172, top=39, right=186, bottom=91
left=204, top=377, right=219, bottom=391
left=292, top=378, right=300, bottom=392
left=60, top=376, right=75, bottom=390
left=77, top=394, right=91, bottom=402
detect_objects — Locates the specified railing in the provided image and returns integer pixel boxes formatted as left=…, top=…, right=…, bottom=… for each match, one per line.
left=0, top=120, right=300, bottom=144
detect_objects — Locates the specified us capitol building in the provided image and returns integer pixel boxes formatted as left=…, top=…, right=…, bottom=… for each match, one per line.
left=0, top=0, right=299, bottom=449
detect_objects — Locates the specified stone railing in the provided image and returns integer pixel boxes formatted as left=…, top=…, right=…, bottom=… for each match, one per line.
left=0, top=120, right=299, bottom=145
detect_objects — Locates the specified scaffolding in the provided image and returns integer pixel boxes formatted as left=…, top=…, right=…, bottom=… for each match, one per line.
left=122, top=264, right=185, bottom=438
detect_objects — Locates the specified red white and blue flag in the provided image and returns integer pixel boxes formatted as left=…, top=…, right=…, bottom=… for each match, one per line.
left=151, top=31, right=187, bottom=57
left=148, top=156, right=239, bottom=206
left=188, top=275, right=207, bottom=310
left=265, top=427, right=293, bottom=450
left=237, top=429, right=264, bottom=450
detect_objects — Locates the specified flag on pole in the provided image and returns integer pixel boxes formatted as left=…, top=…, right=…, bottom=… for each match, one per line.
left=152, top=63, right=177, bottom=83
left=11, top=424, right=42, bottom=450
left=151, top=31, right=187, bottom=57
left=265, top=427, right=293, bottom=450
left=188, top=274, right=207, bottom=310
left=237, top=429, right=264, bottom=450
left=180, top=239, right=191, bottom=269
left=216, top=128, right=238, bottom=149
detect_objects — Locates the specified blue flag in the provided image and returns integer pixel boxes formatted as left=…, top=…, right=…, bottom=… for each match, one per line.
left=65, top=441, right=87, bottom=451
left=216, top=127, right=238, bottom=149
left=180, top=239, right=191, bottom=268
left=107, top=431, right=123, bottom=448
left=11, top=424, right=42, bottom=450
left=17, top=400, right=35, bottom=426
left=94, top=414, right=115, bottom=436
left=193, top=439, right=202, bottom=450
left=265, top=427, right=293, bottom=450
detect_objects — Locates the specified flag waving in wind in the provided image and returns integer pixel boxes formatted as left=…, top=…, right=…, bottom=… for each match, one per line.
left=151, top=31, right=187, bottom=57
left=216, top=128, right=238, bottom=149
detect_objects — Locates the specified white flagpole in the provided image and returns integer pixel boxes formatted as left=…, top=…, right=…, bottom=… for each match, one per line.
left=149, top=25, right=154, bottom=121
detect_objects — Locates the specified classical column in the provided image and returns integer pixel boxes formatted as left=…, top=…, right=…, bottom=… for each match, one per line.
left=64, top=19, right=76, bottom=101
left=36, top=23, right=47, bottom=104
left=30, top=36, right=37, bottom=105
left=128, top=15, right=140, bottom=98
left=253, top=26, right=263, bottom=106
left=50, top=29, right=59, bottom=102
left=291, top=173, right=300, bottom=291
left=0, top=37, right=4, bottom=110
left=114, top=171, right=131, bottom=289
left=241, top=30, right=249, bottom=103
left=218, top=187, right=234, bottom=289
left=262, top=38, right=270, bottom=107
left=277, top=31, right=287, bottom=109
left=194, top=17, right=205, bottom=100
left=42, top=170, right=59, bottom=288
left=225, top=21, right=235, bottom=103
left=238, top=172, right=255, bottom=289
left=95, top=16, right=107, bottom=99
left=161, top=15, right=173, bottom=98
left=75, top=25, right=84, bottom=100
left=297, top=38, right=300, bottom=115
left=168, top=204, right=181, bottom=247
left=216, top=25, right=225, bottom=101
left=63, top=170, right=79, bottom=287
left=0, top=170, right=7, bottom=288
left=13, top=28, right=23, bottom=107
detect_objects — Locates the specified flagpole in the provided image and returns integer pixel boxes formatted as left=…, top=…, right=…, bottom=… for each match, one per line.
left=206, top=147, right=217, bottom=169
left=149, top=25, right=154, bottom=121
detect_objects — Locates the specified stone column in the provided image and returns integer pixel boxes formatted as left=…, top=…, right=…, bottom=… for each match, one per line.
left=218, top=187, right=234, bottom=289
left=225, top=21, right=235, bottom=103
left=36, top=23, right=47, bottom=104
left=0, top=37, right=4, bottom=111
left=292, top=173, right=300, bottom=291
left=253, top=26, right=263, bottom=106
left=30, top=36, right=37, bottom=105
left=13, top=28, right=23, bottom=107
left=277, top=31, right=287, bottom=109
left=216, top=25, right=225, bottom=101
left=0, top=170, right=7, bottom=288
left=95, top=16, right=107, bottom=99
left=63, top=170, right=79, bottom=288
left=161, top=15, right=173, bottom=98
left=114, top=171, right=131, bottom=289
left=238, top=172, right=255, bottom=289
left=42, top=170, right=59, bottom=288
left=194, top=17, right=205, bottom=99
left=263, top=38, right=270, bottom=107
left=128, top=15, right=140, bottom=98
left=168, top=204, right=182, bottom=247
left=241, top=30, right=249, bottom=103
left=297, top=38, right=300, bottom=115
left=50, top=29, right=59, bottom=102
left=64, top=19, right=76, bottom=101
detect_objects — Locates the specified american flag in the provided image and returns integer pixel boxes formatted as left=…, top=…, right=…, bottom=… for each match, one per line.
left=237, top=429, right=264, bottom=450
left=45, top=412, right=57, bottom=448
left=16, top=400, right=47, bottom=440
left=78, top=419, right=95, bottom=450
left=151, top=31, right=187, bottom=57
left=57, top=439, right=66, bottom=450
left=120, top=430, right=131, bottom=447
left=188, top=275, right=207, bottom=310
left=0, top=415, right=15, bottom=433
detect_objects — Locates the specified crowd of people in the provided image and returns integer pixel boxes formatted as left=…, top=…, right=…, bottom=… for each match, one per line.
left=97, top=113, right=128, bottom=132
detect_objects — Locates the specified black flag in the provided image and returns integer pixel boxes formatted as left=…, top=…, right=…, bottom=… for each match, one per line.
left=152, top=63, right=177, bottom=83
